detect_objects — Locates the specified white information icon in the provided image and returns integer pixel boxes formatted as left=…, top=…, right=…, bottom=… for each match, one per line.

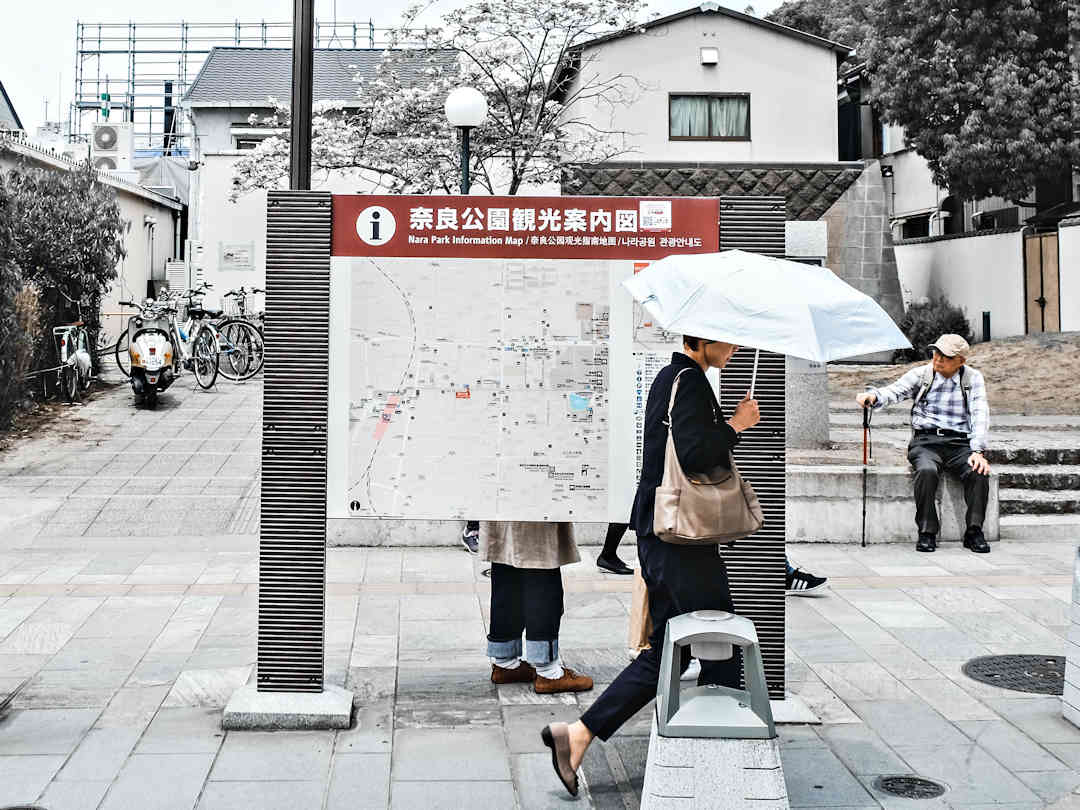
left=355, top=206, right=396, bottom=246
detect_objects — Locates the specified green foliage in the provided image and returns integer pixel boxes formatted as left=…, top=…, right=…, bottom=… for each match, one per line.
left=863, top=0, right=1079, bottom=202
left=766, top=0, right=870, bottom=58
left=3, top=158, right=125, bottom=379
left=894, top=298, right=973, bottom=362
left=0, top=156, right=126, bottom=425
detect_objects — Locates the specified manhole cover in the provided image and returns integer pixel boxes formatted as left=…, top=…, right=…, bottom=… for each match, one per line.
left=962, top=654, right=1065, bottom=695
left=874, top=775, right=947, bottom=799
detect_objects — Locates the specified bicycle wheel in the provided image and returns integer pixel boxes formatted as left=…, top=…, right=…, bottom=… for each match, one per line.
left=115, top=331, right=131, bottom=377
left=216, top=320, right=251, bottom=381
left=62, top=365, right=78, bottom=403
left=218, top=319, right=263, bottom=381
left=192, top=325, right=219, bottom=390
left=145, top=386, right=158, bottom=409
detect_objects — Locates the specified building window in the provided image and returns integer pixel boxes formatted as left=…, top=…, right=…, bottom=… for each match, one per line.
left=235, top=138, right=264, bottom=150
left=669, top=94, right=750, bottom=141
left=901, top=214, right=931, bottom=240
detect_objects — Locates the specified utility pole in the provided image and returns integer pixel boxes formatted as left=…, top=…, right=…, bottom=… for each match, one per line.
left=290, top=0, right=315, bottom=190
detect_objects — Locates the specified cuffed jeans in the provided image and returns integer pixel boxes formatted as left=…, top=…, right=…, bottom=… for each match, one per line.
left=580, top=532, right=742, bottom=741
left=486, top=563, right=563, bottom=666
left=908, top=434, right=990, bottom=535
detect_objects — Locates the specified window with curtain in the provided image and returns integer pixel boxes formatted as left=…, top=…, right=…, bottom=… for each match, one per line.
left=669, top=94, right=750, bottom=140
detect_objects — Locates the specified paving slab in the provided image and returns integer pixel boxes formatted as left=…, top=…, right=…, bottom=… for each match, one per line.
left=0, top=754, right=68, bottom=804
left=388, top=779, right=516, bottom=810
left=101, top=753, right=216, bottom=810
left=209, top=730, right=334, bottom=781
left=392, top=728, right=511, bottom=781
left=0, top=707, right=99, bottom=755
left=39, top=779, right=113, bottom=810
left=327, top=753, right=392, bottom=810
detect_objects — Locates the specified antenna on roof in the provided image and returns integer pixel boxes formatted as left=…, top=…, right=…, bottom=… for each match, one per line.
left=700, top=2, right=720, bottom=11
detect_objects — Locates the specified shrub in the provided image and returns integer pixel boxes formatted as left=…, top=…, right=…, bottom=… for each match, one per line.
left=893, top=298, right=973, bottom=362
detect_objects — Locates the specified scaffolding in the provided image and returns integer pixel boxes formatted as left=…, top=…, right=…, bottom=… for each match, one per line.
left=73, top=20, right=399, bottom=157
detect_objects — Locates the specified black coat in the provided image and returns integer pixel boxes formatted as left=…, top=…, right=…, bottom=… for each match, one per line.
left=629, top=352, right=740, bottom=539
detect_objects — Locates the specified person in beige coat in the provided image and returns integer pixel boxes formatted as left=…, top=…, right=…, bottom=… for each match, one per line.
left=481, top=521, right=594, bottom=694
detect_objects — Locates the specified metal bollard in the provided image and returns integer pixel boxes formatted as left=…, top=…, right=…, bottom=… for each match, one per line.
left=656, top=610, right=776, bottom=739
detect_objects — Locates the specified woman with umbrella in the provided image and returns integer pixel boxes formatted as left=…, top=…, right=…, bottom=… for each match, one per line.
left=540, top=251, right=910, bottom=796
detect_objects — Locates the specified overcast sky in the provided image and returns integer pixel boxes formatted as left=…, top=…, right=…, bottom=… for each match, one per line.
left=1, top=0, right=784, bottom=137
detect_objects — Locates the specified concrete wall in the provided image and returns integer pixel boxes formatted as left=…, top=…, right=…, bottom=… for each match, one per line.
left=1060, top=217, right=1080, bottom=332
left=565, top=12, right=839, bottom=163
left=893, top=229, right=1026, bottom=338
left=881, top=148, right=943, bottom=220
left=190, top=107, right=270, bottom=152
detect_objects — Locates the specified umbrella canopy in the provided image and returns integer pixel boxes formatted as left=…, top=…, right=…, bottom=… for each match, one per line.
left=622, top=250, right=911, bottom=362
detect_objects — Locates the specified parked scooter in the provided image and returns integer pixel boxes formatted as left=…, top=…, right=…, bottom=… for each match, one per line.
left=118, top=298, right=176, bottom=409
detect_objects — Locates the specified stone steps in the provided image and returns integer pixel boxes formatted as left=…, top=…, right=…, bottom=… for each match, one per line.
left=986, top=447, right=1080, bottom=466
left=999, top=488, right=1080, bottom=516
left=996, top=465, right=1080, bottom=490
left=1000, top=514, right=1080, bottom=540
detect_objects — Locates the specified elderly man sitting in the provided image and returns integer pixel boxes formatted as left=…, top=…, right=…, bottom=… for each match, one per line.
left=856, top=334, right=991, bottom=554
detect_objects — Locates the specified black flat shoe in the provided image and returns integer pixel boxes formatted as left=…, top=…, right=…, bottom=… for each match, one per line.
left=597, top=555, right=633, bottom=575
left=916, top=533, right=936, bottom=553
left=964, top=526, right=991, bottom=553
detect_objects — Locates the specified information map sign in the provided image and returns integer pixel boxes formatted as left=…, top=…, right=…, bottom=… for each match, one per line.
left=326, top=196, right=720, bottom=522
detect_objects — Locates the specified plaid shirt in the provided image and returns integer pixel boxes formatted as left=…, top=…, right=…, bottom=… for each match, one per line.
left=870, top=364, right=990, bottom=452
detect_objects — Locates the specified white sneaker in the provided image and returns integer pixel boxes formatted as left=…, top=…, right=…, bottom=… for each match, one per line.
left=681, top=658, right=701, bottom=682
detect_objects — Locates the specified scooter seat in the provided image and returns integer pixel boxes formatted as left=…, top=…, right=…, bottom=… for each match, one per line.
left=188, top=307, right=223, bottom=319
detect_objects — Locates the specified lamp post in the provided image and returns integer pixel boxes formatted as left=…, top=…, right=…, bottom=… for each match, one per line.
left=444, top=87, right=488, bottom=194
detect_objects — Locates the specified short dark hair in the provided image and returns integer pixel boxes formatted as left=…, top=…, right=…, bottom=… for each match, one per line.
left=683, top=335, right=705, bottom=350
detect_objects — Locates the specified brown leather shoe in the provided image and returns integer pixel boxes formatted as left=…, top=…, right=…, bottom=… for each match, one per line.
left=541, top=722, right=578, bottom=797
left=534, top=666, right=593, bottom=694
left=491, top=662, right=537, bottom=684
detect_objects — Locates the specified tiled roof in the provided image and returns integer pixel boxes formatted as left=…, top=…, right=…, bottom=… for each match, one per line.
left=561, top=162, right=864, bottom=221
left=183, top=47, right=458, bottom=106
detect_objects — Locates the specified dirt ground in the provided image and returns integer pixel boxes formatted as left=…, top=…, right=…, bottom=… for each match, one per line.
left=828, top=331, right=1080, bottom=415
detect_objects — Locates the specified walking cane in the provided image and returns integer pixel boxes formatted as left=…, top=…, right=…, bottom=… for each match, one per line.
left=749, top=348, right=760, bottom=398
left=861, top=404, right=872, bottom=548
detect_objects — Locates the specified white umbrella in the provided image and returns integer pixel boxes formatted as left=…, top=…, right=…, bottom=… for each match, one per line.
left=623, top=250, right=911, bottom=393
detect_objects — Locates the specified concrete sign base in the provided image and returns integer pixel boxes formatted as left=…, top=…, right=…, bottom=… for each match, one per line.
left=1063, top=546, right=1080, bottom=728
left=222, top=684, right=354, bottom=731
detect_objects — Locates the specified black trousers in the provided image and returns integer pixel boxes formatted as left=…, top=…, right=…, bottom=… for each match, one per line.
left=580, top=532, right=741, bottom=741
left=487, top=563, right=564, bottom=666
left=908, top=434, right=990, bottom=535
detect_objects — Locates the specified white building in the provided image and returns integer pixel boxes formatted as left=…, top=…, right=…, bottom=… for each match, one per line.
left=0, top=136, right=182, bottom=341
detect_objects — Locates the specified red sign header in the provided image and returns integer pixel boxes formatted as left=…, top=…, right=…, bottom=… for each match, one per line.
left=332, top=195, right=720, bottom=259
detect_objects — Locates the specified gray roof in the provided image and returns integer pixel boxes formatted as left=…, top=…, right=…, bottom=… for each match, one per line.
left=183, top=47, right=458, bottom=107
left=0, top=81, right=23, bottom=131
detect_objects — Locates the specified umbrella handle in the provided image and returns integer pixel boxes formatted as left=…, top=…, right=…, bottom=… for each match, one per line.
left=749, top=348, right=760, bottom=399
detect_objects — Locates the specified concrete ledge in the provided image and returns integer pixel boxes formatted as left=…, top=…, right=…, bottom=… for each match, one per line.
left=642, top=713, right=788, bottom=809
left=222, top=684, right=353, bottom=730
left=1001, top=515, right=1080, bottom=541
left=788, top=465, right=999, bottom=544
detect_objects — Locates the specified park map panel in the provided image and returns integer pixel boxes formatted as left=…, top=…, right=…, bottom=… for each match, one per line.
left=330, top=195, right=719, bottom=521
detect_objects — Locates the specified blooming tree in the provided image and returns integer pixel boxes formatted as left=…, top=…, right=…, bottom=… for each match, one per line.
left=232, top=0, right=646, bottom=197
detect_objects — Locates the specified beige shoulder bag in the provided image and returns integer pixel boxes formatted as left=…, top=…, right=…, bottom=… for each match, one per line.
left=653, top=369, right=765, bottom=544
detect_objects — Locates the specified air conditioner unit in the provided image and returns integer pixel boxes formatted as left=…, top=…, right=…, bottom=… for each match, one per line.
left=91, top=122, right=134, bottom=172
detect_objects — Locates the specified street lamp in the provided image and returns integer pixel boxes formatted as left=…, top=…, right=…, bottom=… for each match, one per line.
left=444, top=86, right=488, bottom=194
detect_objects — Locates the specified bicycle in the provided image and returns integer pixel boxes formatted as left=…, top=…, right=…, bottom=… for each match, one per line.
left=176, top=283, right=263, bottom=382
left=51, top=291, right=93, bottom=404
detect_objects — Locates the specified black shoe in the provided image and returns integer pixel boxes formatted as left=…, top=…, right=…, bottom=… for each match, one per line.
left=596, top=554, right=633, bottom=575
left=916, top=533, right=937, bottom=552
left=785, top=568, right=828, bottom=596
left=964, top=526, right=991, bottom=553
left=461, top=527, right=479, bottom=554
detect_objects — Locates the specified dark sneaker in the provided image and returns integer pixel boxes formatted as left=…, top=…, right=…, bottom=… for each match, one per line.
left=534, top=667, right=594, bottom=694
left=785, top=568, right=828, bottom=596
left=596, top=554, right=633, bottom=575
left=916, top=533, right=937, bottom=553
left=461, top=527, right=479, bottom=554
left=491, top=661, right=536, bottom=684
left=964, top=526, right=991, bottom=553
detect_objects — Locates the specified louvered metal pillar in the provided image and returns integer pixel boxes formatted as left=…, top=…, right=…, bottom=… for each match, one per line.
left=258, top=190, right=332, bottom=692
left=717, top=196, right=788, bottom=700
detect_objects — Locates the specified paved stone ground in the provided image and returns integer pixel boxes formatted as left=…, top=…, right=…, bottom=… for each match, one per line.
left=3, top=375, right=1080, bottom=809
left=2, top=540, right=1080, bottom=809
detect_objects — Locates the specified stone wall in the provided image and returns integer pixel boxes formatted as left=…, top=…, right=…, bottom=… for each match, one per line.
left=820, top=159, right=905, bottom=323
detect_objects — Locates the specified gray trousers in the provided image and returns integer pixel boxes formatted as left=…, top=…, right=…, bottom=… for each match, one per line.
left=907, top=433, right=990, bottom=535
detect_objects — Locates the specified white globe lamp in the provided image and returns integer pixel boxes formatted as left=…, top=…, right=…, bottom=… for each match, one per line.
left=444, top=87, right=488, bottom=193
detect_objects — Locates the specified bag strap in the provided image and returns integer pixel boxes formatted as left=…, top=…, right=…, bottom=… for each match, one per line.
left=663, top=368, right=693, bottom=427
